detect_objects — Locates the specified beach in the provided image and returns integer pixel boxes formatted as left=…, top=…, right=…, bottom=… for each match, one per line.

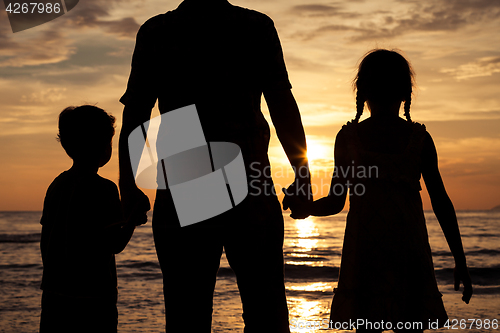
left=0, top=210, right=498, bottom=332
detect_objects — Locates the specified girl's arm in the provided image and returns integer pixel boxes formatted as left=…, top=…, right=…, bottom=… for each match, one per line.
left=290, top=130, right=348, bottom=218
left=421, top=132, right=473, bottom=304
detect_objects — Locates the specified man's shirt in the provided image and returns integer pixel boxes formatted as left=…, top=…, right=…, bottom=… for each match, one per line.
left=120, top=2, right=292, bottom=180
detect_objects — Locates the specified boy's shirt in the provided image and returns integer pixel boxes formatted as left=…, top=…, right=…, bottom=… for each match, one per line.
left=40, top=169, right=123, bottom=298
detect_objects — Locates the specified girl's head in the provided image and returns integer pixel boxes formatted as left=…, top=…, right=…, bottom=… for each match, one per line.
left=353, top=49, right=415, bottom=123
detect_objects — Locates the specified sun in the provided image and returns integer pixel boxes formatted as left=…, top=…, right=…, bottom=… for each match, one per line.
left=306, top=142, right=330, bottom=162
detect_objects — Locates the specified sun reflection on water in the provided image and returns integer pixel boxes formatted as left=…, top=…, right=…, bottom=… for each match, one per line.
left=291, top=218, right=320, bottom=252
left=288, top=297, right=331, bottom=332
left=287, top=282, right=332, bottom=292
left=286, top=217, right=337, bottom=332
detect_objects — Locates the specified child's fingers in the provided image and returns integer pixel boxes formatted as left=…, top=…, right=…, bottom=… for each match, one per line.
left=453, top=267, right=460, bottom=291
left=462, top=284, right=473, bottom=304
left=290, top=209, right=308, bottom=220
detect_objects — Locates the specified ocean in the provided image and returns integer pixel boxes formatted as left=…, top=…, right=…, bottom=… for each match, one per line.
left=0, top=210, right=499, bottom=332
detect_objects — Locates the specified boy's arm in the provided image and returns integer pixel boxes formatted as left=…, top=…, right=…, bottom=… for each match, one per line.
left=104, top=184, right=147, bottom=254
left=40, top=224, right=50, bottom=263
left=422, top=132, right=472, bottom=303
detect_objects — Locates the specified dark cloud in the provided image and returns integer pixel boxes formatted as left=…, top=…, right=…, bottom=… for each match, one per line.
left=0, top=0, right=139, bottom=67
left=0, top=14, right=75, bottom=67
left=284, top=55, right=331, bottom=72
left=425, top=118, right=500, bottom=139
left=62, top=0, right=140, bottom=38
left=293, top=23, right=366, bottom=41
left=456, top=110, right=500, bottom=119
left=441, top=56, right=500, bottom=80
left=299, top=0, right=500, bottom=42
left=290, top=4, right=361, bottom=18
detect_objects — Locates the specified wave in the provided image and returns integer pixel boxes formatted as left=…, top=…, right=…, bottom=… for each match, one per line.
left=119, top=260, right=160, bottom=270
left=432, top=249, right=500, bottom=257
left=117, top=259, right=499, bottom=286
left=0, top=233, right=40, bottom=243
left=462, top=233, right=499, bottom=238
left=434, top=266, right=500, bottom=286
left=0, top=263, right=41, bottom=270
left=284, top=249, right=342, bottom=257
left=466, top=249, right=500, bottom=256
left=216, top=264, right=339, bottom=280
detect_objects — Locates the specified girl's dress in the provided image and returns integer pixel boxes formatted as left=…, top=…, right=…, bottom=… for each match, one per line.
left=330, top=121, right=448, bottom=330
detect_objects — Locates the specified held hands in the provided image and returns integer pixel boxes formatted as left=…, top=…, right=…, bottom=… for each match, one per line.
left=128, top=207, right=148, bottom=226
left=454, top=263, right=473, bottom=304
left=288, top=195, right=311, bottom=219
left=282, top=177, right=313, bottom=219
left=121, top=187, right=150, bottom=226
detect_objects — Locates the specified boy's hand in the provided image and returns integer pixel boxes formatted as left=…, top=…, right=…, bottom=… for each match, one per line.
left=130, top=210, right=148, bottom=226
left=454, top=264, right=473, bottom=304
left=121, top=187, right=150, bottom=216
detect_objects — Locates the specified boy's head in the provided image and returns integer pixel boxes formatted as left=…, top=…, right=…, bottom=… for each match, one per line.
left=57, top=105, right=116, bottom=166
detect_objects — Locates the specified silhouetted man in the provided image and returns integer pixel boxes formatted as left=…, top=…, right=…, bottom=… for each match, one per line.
left=118, top=0, right=310, bottom=332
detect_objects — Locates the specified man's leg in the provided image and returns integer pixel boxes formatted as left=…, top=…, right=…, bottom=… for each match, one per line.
left=224, top=208, right=290, bottom=333
left=153, top=220, right=223, bottom=332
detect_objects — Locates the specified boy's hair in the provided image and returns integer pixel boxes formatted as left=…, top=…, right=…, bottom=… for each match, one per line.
left=57, top=105, right=116, bottom=160
left=352, top=49, right=416, bottom=123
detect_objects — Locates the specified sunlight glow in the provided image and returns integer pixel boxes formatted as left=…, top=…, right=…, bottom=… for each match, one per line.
left=307, top=142, right=331, bottom=162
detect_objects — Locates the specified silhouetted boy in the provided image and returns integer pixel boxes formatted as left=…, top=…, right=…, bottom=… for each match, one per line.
left=39, top=105, right=147, bottom=333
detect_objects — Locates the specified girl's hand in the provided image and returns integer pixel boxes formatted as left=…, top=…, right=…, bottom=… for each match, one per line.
left=454, top=264, right=473, bottom=304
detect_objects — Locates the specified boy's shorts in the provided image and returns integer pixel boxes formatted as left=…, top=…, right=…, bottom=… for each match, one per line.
left=40, top=290, right=118, bottom=333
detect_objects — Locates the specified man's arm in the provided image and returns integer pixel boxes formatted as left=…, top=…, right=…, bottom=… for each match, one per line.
left=264, top=89, right=311, bottom=208
left=118, top=104, right=153, bottom=212
left=118, top=17, right=159, bottom=213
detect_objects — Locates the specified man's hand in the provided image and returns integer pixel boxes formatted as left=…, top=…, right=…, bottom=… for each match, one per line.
left=282, top=176, right=312, bottom=212
left=286, top=193, right=311, bottom=220
left=121, top=187, right=151, bottom=224
left=128, top=208, right=148, bottom=227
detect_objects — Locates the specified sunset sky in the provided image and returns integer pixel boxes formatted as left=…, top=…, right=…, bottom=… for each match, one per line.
left=1, top=0, right=499, bottom=211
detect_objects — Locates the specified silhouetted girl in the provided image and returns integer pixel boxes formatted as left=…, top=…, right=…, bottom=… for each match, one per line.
left=289, top=49, right=472, bottom=332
